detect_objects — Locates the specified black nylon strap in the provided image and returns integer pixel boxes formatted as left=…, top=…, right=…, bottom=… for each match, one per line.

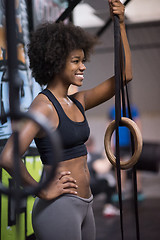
left=119, top=30, right=140, bottom=240
left=96, top=0, right=132, bottom=38
left=114, top=15, right=124, bottom=240
left=125, top=81, right=140, bottom=240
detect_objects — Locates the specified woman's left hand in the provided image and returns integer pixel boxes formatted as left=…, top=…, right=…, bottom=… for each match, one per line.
left=108, top=0, right=125, bottom=23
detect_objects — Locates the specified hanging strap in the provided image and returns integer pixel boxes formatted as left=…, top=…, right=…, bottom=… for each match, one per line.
left=119, top=27, right=140, bottom=240
left=114, top=14, right=141, bottom=240
left=125, top=80, right=140, bottom=240
left=114, top=15, right=124, bottom=240
left=96, top=0, right=132, bottom=38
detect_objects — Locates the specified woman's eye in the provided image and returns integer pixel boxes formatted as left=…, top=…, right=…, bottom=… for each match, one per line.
left=72, top=60, right=79, bottom=63
left=72, top=59, right=85, bottom=64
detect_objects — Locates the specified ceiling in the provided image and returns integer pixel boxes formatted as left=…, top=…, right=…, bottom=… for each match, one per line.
left=73, top=0, right=160, bottom=28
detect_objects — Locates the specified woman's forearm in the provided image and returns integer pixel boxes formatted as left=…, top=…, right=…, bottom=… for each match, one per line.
left=120, top=22, right=132, bottom=82
left=1, top=155, right=38, bottom=187
left=0, top=136, right=38, bottom=188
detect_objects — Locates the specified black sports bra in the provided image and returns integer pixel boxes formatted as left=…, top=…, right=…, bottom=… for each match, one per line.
left=34, top=89, right=90, bottom=164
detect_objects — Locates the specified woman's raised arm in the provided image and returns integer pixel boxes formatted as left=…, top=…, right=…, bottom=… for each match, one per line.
left=77, top=0, right=132, bottom=111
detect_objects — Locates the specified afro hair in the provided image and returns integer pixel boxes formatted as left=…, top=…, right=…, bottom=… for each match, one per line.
left=28, top=22, right=97, bottom=86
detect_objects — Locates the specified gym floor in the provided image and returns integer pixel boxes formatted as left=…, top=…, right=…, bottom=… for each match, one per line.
left=93, top=170, right=160, bottom=240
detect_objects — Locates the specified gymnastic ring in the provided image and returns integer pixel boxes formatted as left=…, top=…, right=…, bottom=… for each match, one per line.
left=104, top=117, right=143, bottom=170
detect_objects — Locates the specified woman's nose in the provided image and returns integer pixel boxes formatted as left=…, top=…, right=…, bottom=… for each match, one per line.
left=80, top=62, right=86, bottom=71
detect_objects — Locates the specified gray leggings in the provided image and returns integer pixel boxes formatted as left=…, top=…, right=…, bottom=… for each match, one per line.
left=32, top=194, right=96, bottom=240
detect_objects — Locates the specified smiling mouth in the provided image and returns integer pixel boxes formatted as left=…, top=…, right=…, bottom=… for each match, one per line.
left=75, top=74, right=84, bottom=80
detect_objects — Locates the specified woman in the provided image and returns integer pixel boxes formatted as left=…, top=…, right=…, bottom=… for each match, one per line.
left=0, top=0, right=132, bottom=239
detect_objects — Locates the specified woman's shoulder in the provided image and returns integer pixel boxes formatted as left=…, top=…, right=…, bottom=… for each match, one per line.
left=29, top=94, right=59, bottom=129
left=29, top=93, right=56, bottom=118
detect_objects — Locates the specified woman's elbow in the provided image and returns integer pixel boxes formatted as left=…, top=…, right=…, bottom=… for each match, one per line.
left=0, top=151, right=13, bottom=173
left=126, top=75, right=133, bottom=83
left=126, top=70, right=133, bottom=83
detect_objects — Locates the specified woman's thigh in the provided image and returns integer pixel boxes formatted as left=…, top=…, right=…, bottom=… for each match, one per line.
left=81, top=202, right=96, bottom=240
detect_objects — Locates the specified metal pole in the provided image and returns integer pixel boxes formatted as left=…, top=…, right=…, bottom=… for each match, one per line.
left=5, top=0, right=21, bottom=115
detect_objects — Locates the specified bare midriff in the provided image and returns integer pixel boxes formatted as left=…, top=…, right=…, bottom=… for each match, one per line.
left=44, top=155, right=91, bottom=199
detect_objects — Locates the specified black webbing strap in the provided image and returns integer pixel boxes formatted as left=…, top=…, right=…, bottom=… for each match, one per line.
left=96, top=0, right=132, bottom=38
left=117, top=19, right=140, bottom=240
left=114, top=15, right=124, bottom=240
left=125, top=81, right=140, bottom=240
left=56, top=0, right=82, bottom=23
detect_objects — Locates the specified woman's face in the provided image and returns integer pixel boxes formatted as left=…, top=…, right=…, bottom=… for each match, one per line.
left=60, top=49, right=86, bottom=87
